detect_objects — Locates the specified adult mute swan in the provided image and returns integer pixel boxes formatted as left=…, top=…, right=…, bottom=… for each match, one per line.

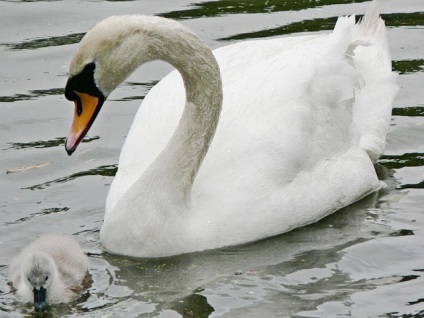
left=10, top=235, right=90, bottom=312
left=64, top=0, right=398, bottom=257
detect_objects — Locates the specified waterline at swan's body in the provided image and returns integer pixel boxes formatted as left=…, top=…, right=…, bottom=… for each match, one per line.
left=64, top=0, right=398, bottom=257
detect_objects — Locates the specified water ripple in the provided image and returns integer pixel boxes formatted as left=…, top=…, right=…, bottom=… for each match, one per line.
left=6, top=136, right=99, bottom=150
left=392, top=106, right=424, bottom=117
left=159, top=0, right=370, bottom=20
left=392, top=59, right=424, bottom=75
left=23, top=164, right=118, bottom=190
left=0, top=88, right=63, bottom=103
left=5, top=207, right=70, bottom=225
left=3, top=32, right=84, bottom=50
left=379, top=153, right=424, bottom=170
left=219, top=13, right=424, bottom=41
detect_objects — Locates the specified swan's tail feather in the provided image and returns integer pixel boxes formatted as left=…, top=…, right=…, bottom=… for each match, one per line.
left=350, top=0, right=399, bottom=162
left=357, top=0, right=381, bottom=37
left=351, top=0, right=391, bottom=75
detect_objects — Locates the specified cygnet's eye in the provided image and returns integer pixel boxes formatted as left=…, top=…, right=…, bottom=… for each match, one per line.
left=45, top=276, right=48, bottom=282
left=27, top=277, right=31, bottom=283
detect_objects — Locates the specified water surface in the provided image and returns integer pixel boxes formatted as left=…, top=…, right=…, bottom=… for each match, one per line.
left=1, top=0, right=424, bottom=317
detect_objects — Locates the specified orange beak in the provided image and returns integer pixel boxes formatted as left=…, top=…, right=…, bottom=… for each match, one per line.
left=65, top=92, right=101, bottom=155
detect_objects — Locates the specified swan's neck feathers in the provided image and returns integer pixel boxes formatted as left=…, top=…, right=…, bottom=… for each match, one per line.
left=143, top=18, right=223, bottom=202
left=96, top=17, right=222, bottom=228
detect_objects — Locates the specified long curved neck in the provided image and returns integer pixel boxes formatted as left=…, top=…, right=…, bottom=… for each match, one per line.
left=133, top=17, right=223, bottom=204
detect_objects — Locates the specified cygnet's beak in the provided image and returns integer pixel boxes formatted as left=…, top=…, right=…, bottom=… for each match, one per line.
left=33, top=286, right=47, bottom=312
left=65, top=92, right=104, bottom=155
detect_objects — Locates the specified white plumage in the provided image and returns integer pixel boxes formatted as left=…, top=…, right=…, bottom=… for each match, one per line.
left=10, top=235, right=89, bottom=311
left=66, top=0, right=398, bottom=257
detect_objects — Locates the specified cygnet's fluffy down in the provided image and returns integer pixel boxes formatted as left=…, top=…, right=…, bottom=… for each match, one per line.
left=10, top=234, right=90, bottom=312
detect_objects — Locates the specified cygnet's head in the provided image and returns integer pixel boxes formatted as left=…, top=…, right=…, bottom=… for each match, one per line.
left=21, top=252, right=57, bottom=312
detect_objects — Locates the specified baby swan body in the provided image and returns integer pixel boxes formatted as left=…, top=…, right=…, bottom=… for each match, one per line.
left=10, top=234, right=90, bottom=312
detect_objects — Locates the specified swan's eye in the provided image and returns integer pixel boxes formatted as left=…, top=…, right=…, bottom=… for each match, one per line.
left=45, top=276, right=48, bottom=281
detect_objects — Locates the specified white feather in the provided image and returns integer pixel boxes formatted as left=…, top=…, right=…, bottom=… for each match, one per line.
left=68, top=1, right=398, bottom=257
left=10, top=235, right=89, bottom=305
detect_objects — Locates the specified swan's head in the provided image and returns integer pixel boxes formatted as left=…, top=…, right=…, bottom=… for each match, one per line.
left=21, top=252, right=57, bottom=312
left=64, top=15, right=157, bottom=155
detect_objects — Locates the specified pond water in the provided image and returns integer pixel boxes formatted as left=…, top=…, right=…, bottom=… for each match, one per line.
left=1, top=0, right=424, bottom=317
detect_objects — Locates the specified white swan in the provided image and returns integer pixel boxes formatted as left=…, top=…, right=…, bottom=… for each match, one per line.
left=10, top=235, right=90, bottom=312
left=64, top=0, right=398, bottom=257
